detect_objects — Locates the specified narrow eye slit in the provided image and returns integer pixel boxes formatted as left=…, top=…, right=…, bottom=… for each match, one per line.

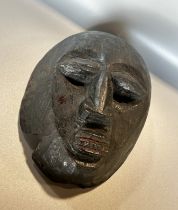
left=112, top=77, right=141, bottom=104
left=113, top=91, right=137, bottom=103
left=64, top=75, right=84, bottom=86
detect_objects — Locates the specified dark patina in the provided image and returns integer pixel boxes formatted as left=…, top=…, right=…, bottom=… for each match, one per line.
left=20, top=31, right=151, bottom=187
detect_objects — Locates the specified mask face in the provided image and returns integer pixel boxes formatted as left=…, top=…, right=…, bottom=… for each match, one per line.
left=20, top=31, right=151, bottom=187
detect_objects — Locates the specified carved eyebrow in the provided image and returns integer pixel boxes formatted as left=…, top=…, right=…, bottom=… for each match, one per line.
left=69, top=49, right=98, bottom=59
left=111, top=75, right=145, bottom=94
left=111, top=63, right=146, bottom=88
left=57, top=57, right=99, bottom=84
left=71, top=58, right=100, bottom=71
left=111, top=63, right=139, bottom=74
left=58, top=56, right=100, bottom=75
left=111, top=70, right=143, bottom=92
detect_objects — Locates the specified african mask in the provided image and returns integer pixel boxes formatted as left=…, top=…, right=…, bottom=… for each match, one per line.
left=20, top=31, right=151, bottom=187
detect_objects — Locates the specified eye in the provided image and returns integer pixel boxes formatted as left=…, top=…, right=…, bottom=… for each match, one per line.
left=64, top=75, right=85, bottom=86
left=113, top=88, right=139, bottom=103
left=58, top=61, right=96, bottom=87
left=112, top=78, right=142, bottom=104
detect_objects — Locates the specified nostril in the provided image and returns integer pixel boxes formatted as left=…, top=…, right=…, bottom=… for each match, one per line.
left=85, top=122, right=107, bottom=130
left=84, top=113, right=110, bottom=132
left=78, top=100, right=111, bottom=131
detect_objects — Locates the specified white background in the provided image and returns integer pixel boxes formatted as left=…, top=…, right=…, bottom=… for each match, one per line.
left=0, top=0, right=178, bottom=209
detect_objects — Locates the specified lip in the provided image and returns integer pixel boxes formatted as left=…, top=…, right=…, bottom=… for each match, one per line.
left=69, top=129, right=109, bottom=163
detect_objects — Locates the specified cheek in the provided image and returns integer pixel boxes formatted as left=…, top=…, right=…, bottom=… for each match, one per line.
left=53, top=76, right=85, bottom=118
left=112, top=103, right=148, bottom=147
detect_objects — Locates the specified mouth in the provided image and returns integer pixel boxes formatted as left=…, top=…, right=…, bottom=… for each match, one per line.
left=69, top=128, right=110, bottom=163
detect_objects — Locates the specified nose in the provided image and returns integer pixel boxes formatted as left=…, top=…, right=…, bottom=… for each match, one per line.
left=77, top=66, right=112, bottom=132
left=94, top=71, right=108, bottom=112
left=88, top=66, right=112, bottom=114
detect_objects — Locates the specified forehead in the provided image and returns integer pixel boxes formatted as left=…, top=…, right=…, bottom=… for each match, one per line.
left=60, top=32, right=145, bottom=69
left=63, top=32, right=125, bottom=59
left=57, top=32, right=150, bottom=87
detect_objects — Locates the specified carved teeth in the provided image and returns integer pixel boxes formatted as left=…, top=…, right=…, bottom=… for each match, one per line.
left=75, top=130, right=108, bottom=143
left=71, top=130, right=109, bottom=162
left=74, top=137, right=109, bottom=154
